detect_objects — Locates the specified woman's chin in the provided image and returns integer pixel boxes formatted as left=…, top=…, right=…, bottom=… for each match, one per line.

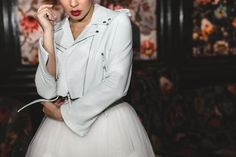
left=69, top=16, right=84, bottom=22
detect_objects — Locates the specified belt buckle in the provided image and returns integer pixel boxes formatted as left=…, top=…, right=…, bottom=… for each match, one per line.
left=59, top=95, right=69, bottom=104
left=64, top=95, right=69, bottom=104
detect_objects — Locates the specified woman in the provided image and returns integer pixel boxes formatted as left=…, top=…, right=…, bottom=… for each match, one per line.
left=26, top=0, right=155, bottom=156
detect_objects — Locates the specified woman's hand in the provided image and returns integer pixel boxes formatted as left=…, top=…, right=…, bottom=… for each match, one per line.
left=36, top=5, right=57, bottom=76
left=42, top=101, right=63, bottom=121
left=35, top=4, right=56, bottom=32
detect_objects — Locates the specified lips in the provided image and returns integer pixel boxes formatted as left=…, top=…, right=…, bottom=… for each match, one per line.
left=71, top=10, right=81, bottom=16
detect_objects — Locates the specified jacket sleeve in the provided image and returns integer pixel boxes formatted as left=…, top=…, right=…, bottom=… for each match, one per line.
left=35, top=38, right=57, bottom=99
left=60, top=13, right=133, bottom=136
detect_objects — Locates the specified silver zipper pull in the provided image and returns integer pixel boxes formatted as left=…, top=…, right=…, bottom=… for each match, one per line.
left=67, top=92, right=72, bottom=106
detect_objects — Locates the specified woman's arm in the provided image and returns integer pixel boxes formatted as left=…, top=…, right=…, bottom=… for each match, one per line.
left=34, top=4, right=57, bottom=99
left=37, top=4, right=57, bottom=77
left=43, top=29, right=56, bottom=77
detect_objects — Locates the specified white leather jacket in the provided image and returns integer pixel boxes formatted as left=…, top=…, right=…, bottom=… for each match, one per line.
left=35, top=4, right=133, bottom=136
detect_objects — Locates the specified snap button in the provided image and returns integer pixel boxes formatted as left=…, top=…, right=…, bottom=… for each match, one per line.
left=96, top=30, right=99, bottom=33
left=103, top=21, right=106, bottom=23
left=108, top=18, right=111, bottom=21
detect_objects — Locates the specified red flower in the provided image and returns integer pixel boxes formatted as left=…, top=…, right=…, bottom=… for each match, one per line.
left=20, top=15, right=39, bottom=33
left=140, top=40, right=155, bottom=57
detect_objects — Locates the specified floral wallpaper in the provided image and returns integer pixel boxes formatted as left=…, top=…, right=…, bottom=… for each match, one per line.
left=192, top=0, right=236, bottom=57
left=17, top=0, right=157, bottom=65
left=17, top=0, right=64, bottom=65
left=97, top=0, right=157, bottom=60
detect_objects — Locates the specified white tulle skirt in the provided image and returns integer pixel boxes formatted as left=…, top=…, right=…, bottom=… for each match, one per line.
left=26, top=102, right=155, bottom=157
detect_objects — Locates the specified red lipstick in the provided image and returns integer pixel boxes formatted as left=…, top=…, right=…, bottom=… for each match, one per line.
left=71, top=10, right=81, bottom=16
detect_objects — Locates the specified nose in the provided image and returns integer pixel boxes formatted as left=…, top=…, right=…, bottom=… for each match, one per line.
left=70, top=0, right=79, bottom=7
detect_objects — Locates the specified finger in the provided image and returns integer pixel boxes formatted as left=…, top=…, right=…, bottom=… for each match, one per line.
left=56, top=101, right=64, bottom=106
left=54, top=99, right=61, bottom=104
left=42, top=106, right=51, bottom=117
left=42, top=106, right=55, bottom=119
left=39, top=7, right=56, bottom=17
left=38, top=9, right=56, bottom=21
left=37, top=8, right=56, bottom=22
left=43, top=103, right=58, bottom=112
left=42, top=103, right=51, bottom=109
left=54, top=98, right=64, bottom=105
left=55, top=101, right=64, bottom=107
left=42, top=104, right=51, bottom=111
left=38, top=4, right=53, bottom=13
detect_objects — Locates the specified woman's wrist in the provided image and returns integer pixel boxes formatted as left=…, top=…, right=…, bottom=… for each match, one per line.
left=43, top=28, right=54, bottom=35
left=43, top=29, right=55, bottom=55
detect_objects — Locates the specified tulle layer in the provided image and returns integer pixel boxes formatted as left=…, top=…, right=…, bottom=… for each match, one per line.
left=26, top=102, right=155, bottom=157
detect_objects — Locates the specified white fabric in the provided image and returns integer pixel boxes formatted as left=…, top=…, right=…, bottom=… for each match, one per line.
left=35, top=4, right=133, bottom=136
left=26, top=103, right=155, bottom=157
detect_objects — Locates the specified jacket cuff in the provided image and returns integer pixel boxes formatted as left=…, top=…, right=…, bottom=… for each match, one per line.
left=60, top=104, right=95, bottom=137
left=38, top=38, right=55, bottom=80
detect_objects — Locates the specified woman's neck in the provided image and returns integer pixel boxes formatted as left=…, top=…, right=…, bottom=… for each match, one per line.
left=69, top=4, right=94, bottom=27
left=69, top=4, right=94, bottom=40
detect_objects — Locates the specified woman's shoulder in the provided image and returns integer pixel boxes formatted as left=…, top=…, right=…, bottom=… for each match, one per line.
left=94, top=4, right=131, bottom=24
left=95, top=4, right=131, bottom=16
left=113, top=10, right=131, bottom=23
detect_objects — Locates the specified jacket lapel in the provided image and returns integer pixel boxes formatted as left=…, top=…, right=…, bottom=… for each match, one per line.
left=73, top=4, right=112, bottom=44
left=54, top=4, right=116, bottom=49
left=73, top=24, right=98, bottom=45
left=54, top=18, right=74, bottom=50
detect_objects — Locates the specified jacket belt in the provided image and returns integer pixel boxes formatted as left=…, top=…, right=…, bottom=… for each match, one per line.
left=59, top=95, right=124, bottom=110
